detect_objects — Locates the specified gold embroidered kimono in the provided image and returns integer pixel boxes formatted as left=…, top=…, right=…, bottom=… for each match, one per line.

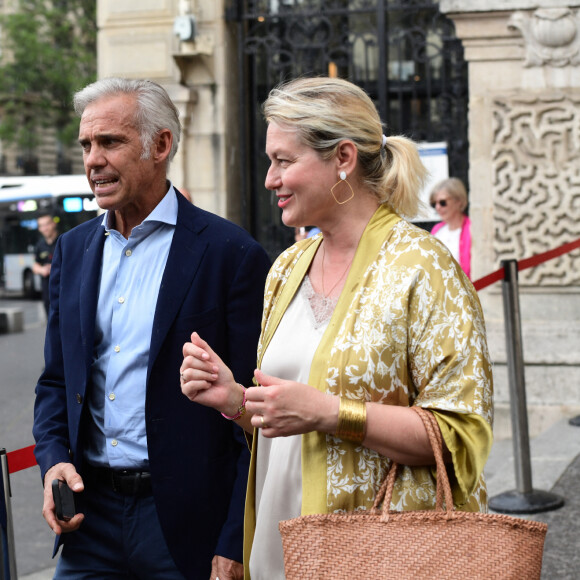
left=243, top=205, right=493, bottom=577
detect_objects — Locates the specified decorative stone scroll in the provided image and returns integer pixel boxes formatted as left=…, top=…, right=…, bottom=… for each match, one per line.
left=492, top=94, right=580, bottom=286
left=509, top=8, right=580, bottom=67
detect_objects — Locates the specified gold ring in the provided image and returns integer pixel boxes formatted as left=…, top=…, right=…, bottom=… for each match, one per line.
left=260, top=415, right=267, bottom=428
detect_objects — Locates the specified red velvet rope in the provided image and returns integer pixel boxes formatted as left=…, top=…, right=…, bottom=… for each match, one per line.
left=3, top=238, right=580, bottom=472
left=472, top=269, right=504, bottom=292
left=473, top=237, right=580, bottom=291
left=6, top=445, right=36, bottom=474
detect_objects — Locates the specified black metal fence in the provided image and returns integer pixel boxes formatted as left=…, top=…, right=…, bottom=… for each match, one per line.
left=227, top=0, right=468, bottom=258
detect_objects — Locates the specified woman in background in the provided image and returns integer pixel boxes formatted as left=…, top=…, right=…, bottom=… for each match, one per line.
left=430, top=177, right=471, bottom=278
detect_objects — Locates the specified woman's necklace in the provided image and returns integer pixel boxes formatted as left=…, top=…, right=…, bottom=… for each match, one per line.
left=321, top=243, right=353, bottom=298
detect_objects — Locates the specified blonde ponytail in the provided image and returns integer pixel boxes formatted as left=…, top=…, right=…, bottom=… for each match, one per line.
left=381, top=136, right=429, bottom=218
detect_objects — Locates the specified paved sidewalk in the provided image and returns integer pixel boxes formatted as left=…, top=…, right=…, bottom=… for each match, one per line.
left=20, top=570, right=56, bottom=580
left=485, top=417, right=580, bottom=500
left=485, top=417, right=580, bottom=579
left=534, top=451, right=580, bottom=578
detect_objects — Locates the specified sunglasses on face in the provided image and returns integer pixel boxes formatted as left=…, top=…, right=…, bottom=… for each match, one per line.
left=431, top=199, right=448, bottom=209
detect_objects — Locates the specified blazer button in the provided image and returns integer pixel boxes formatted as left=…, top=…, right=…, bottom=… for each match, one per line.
left=76, top=393, right=83, bottom=404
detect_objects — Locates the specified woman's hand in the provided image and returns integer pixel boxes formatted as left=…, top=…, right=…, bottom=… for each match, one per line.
left=247, top=369, right=339, bottom=437
left=181, top=332, right=242, bottom=417
left=250, top=370, right=447, bottom=465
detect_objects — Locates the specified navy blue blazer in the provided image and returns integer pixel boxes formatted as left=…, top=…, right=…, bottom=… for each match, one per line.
left=33, top=191, right=271, bottom=579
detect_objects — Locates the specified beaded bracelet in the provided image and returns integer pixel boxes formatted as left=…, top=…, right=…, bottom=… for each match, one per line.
left=335, top=397, right=367, bottom=443
left=221, top=385, right=247, bottom=420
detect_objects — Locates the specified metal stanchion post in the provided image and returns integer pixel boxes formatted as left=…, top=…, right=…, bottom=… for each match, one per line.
left=0, top=449, right=17, bottom=579
left=488, top=260, right=564, bottom=513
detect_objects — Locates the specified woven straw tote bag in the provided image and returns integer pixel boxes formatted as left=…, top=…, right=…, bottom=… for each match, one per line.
left=279, top=407, right=547, bottom=579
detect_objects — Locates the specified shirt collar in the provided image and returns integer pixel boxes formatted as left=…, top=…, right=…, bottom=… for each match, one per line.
left=100, top=182, right=179, bottom=232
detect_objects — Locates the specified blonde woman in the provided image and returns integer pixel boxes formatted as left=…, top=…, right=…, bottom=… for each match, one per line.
left=430, top=177, right=471, bottom=278
left=181, top=77, right=493, bottom=580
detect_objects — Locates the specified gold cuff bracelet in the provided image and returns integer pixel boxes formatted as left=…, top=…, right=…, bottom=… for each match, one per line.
left=336, top=397, right=367, bottom=443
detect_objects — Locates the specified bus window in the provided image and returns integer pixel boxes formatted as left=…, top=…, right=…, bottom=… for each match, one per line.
left=0, top=175, right=99, bottom=296
left=3, top=215, right=38, bottom=254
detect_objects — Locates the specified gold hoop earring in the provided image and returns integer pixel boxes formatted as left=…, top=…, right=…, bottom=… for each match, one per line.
left=331, top=172, right=355, bottom=205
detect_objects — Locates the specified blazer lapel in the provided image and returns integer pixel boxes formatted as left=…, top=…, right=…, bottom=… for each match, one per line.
left=148, top=199, right=208, bottom=372
left=80, top=222, right=106, bottom=368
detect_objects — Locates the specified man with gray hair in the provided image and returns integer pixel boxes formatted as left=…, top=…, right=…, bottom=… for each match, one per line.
left=32, top=78, right=270, bottom=579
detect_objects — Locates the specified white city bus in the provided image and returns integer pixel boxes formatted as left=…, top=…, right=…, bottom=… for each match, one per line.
left=0, top=175, right=99, bottom=296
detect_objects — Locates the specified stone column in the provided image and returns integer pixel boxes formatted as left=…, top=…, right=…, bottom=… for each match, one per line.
left=441, top=0, right=580, bottom=437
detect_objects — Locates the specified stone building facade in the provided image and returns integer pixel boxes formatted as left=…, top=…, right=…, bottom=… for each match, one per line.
left=97, top=0, right=239, bottom=219
left=97, top=0, right=580, bottom=438
left=441, top=0, right=580, bottom=437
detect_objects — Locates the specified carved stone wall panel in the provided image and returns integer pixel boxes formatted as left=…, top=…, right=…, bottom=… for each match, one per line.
left=492, top=94, right=580, bottom=286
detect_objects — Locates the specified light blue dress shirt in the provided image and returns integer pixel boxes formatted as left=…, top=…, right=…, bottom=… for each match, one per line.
left=85, top=186, right=178, bottom=469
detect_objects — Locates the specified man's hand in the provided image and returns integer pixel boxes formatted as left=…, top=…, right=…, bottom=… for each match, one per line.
left=181, top=332, right=238, bottom=414
left=42, top=462, right=85, bottom=535
left=210, top=555, right=243, bottom=580
left=32, top=263, right=51, bottom=277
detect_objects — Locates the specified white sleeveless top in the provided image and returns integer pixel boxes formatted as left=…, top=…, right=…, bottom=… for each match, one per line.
left=249, top=276, right=334, bottom=579
left=433, top=223, right=461, bottom=263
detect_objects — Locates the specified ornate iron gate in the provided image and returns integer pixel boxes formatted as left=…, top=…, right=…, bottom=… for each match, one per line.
left=226, top=0, right=468, bottom=258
